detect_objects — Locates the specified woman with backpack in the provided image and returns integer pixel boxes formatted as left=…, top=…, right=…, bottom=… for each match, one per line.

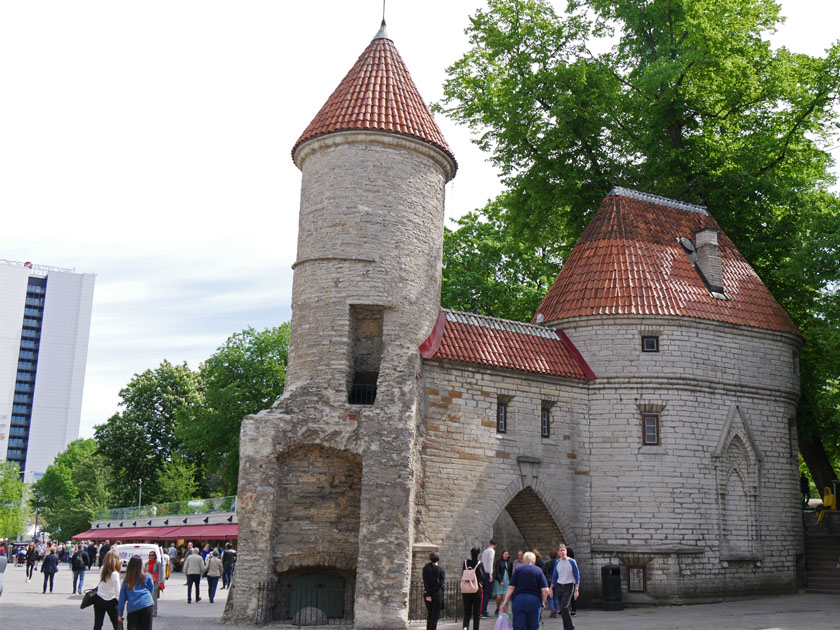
left=461, top=546, right=486, bottom=630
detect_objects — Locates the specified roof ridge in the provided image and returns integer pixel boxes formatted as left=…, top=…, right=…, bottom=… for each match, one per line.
left=444, top=309, right=559, bottom=339
left=608, top=187, right=708, bottom=215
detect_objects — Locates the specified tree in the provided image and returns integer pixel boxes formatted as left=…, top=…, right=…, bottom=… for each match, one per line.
left=0, top=461, right=28, bottom=540
left=94, top=360, right=202, bottom=506
left=443, top=195, right=562, bottom=320
left=30, top=439, right=110, bottom=538
left=177, top=325, right=290, bottom=496
left=156, top=458, right=199, bottom=503
left=437, top=0, right=840, bottom=487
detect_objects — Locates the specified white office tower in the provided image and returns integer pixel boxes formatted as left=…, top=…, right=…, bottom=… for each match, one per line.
left=0, top=260, right=95, bottom=482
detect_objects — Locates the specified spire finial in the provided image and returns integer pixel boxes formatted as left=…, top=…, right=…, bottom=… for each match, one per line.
left=374, top=1, right=388, bottom=40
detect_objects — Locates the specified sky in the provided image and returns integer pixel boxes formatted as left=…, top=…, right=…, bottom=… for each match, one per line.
left=1, top=1, right=838, bottom=440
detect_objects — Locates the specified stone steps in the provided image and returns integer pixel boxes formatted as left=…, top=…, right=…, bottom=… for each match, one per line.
left=804, top=535, right=840, bottom=594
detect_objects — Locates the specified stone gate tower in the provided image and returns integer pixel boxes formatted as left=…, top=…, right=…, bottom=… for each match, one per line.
left=225, top=22, right=456, bottom=629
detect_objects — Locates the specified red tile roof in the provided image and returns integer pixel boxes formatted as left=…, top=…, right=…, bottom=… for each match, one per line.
left=536, top=188, right=801, bottom=337
left=420, top=310, right=594, bottom=380
left=292, top=26, right=456, bottom=171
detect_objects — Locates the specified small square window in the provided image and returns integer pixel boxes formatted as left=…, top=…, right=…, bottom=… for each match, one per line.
left=541, top=408, right=550, bottom=438
left=642, top=414, right=659, bottom=445
left=641, top=336, right=659, bottom=352
left=628, top=565, right=647, bottom=592
left=497, top=403, right=507, bottom=434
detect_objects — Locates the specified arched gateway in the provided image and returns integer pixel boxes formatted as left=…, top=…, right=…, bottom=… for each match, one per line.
left=225, top=20, right=802, bottom=630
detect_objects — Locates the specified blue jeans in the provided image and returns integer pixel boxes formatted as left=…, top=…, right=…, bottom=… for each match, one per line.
left=222, top=563, right=234, bottom=588
left=207, top=576, right=220, bottom=602
left=73, top=569, right=86, bottom=593
left=511, top=593, right=542, bottom=630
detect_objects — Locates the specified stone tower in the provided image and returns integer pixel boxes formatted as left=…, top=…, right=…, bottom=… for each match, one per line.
left=224, top=22, right=455, bottom=629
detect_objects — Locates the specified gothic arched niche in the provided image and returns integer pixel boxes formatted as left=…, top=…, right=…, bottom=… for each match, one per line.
left=713, top=407, right=761, bottom=561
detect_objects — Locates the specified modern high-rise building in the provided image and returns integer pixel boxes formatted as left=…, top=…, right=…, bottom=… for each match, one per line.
left=0, top=259, right=95, bottom=483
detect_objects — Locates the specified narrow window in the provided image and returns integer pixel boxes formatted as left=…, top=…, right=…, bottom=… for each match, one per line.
left=348, top=306, right=383, bottom=405
left=642, top=414, right=660, bottom=445
left=641, top=336, right=659, bottom=352
left=541, top=407, right=551, bottom=438
left=628, top=565, right=647, bottom=592
left=497, top=402, right=507, bottom=434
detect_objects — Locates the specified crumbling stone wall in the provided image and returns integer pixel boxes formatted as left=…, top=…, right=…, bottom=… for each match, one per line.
left=224, top=131, right=454, bottom=629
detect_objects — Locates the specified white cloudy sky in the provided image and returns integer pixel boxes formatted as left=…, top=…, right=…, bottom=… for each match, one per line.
left=1, top=1, right=837, bottom=439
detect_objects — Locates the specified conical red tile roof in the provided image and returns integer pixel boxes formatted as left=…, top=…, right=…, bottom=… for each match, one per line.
left=292, top=27, right=456, bottom=171
left=535, top=188, right=801, bottom=337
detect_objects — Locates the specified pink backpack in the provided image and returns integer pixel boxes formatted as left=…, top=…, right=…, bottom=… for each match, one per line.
left=460, top=559, right=481, bottom=593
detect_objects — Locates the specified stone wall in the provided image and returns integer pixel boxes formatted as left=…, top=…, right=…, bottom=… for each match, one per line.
left=561, top=314, right=802, bottom=602
left=414, top=361, right=591, bottom=598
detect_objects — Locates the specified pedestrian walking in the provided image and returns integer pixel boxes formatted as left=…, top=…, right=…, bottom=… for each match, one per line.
left=71, top=544, right=90, bottom=594
left=25, top=542, right=37, bottom=582
left=205, top=550, right=223, bottom=603
left=423, top=551, right=446, bottom=630
left=145, top=549, right=164, bottom=617
left=92, top=550, right=121, bottom=630
left=0, top=546, right=7, bottom=597
left=183, top=547, right=205, bottom=603
left=118, top=556, right=155, bottom=630
left=549, top=544, right=580, bottom=630
left=461, top=546, right=486, bottom=630
left=221, top=542, right=236, bottom=589
left=40, top=546, right=59, bottom=593
left=500, top=551, right=549, bottom=630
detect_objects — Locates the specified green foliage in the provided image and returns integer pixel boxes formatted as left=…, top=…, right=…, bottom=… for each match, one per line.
left=443, top=196, right=562, bottom=320
left=156, top=458, right=199, bottom=503
left=438, top=0, right=840, bottom=481
left=178, top=325, right=289, bottom=496
left=0, top=461, right=28, bottom=539
left=94, top=360, right=202, bottom=506
left=30, top=439, right=110, bottom=538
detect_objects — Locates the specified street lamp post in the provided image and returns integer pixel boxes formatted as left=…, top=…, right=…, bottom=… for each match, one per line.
left=138, top=478, right=142, bottom=509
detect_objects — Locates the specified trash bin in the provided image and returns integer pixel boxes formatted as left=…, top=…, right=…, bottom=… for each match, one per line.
left=601, top=564, right=623, bottom=611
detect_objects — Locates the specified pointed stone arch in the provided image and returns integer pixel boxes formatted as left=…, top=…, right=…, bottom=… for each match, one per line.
left=482, top=471, right=579, bottom=556
left=713, top=406, right=762, bottom=560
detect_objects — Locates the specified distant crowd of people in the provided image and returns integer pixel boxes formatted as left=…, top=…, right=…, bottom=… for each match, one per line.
left=0, top=538, right=237, bottom=630
left=423, top=538, right=580, bottom=630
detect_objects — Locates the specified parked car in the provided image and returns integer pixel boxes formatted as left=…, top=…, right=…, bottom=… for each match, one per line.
left=113, top=543, right=165, bottom=573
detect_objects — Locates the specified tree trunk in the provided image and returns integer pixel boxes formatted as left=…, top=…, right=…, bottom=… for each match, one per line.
left=798, top=434, right=838, bottom=497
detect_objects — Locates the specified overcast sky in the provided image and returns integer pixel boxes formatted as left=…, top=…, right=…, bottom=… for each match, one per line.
left=1, top=1, right=837, bottom=440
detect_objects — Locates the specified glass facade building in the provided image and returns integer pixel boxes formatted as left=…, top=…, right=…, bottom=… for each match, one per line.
left=0, top=260, right=95, bottom=482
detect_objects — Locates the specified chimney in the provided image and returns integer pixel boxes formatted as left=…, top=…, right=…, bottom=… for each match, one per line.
left=694, top=228, right=724, bottom=294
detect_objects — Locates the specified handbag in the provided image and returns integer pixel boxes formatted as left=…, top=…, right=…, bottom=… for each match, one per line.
left=80, top=587, right=97, bottom=609
left=460, top=559, right=481, bottom=594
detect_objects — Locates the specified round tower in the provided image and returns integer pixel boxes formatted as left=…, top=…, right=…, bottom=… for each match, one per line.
left=227, top=22, right=456, bottom=630
left=287, top=22, right=456, bottom=402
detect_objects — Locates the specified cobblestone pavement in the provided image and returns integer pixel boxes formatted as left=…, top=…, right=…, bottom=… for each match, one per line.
left=1, top=561, right=839, bottom=630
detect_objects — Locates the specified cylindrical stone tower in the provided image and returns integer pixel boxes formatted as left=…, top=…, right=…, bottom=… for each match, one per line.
left=226, top=22, right=455, bottom=629
left=287, top=21, right=456, bottom=397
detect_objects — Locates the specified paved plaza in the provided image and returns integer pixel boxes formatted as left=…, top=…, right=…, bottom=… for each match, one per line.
left=1, top=561, right=839, bottom=629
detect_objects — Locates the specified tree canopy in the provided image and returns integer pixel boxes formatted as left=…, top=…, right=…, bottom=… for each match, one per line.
left=0, top=461, right=28, bottom=540
left=437, top=0, right=840, bottom=486
left=94, top=360, right=202, bottom=506
left=30, top=439, right=110, bottom=538
left=178, top=325, right=289, bottom=495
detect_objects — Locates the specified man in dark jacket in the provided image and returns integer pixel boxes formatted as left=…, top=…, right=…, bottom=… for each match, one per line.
left=221, top=543, right=237, bottom=589
left=86, top=542, right=97, bottom=569
left=98, top=540, right=110, bottom=567
left=40, top=546, right=60, bottom=593
left=422, top=551, right=445, bottom=630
